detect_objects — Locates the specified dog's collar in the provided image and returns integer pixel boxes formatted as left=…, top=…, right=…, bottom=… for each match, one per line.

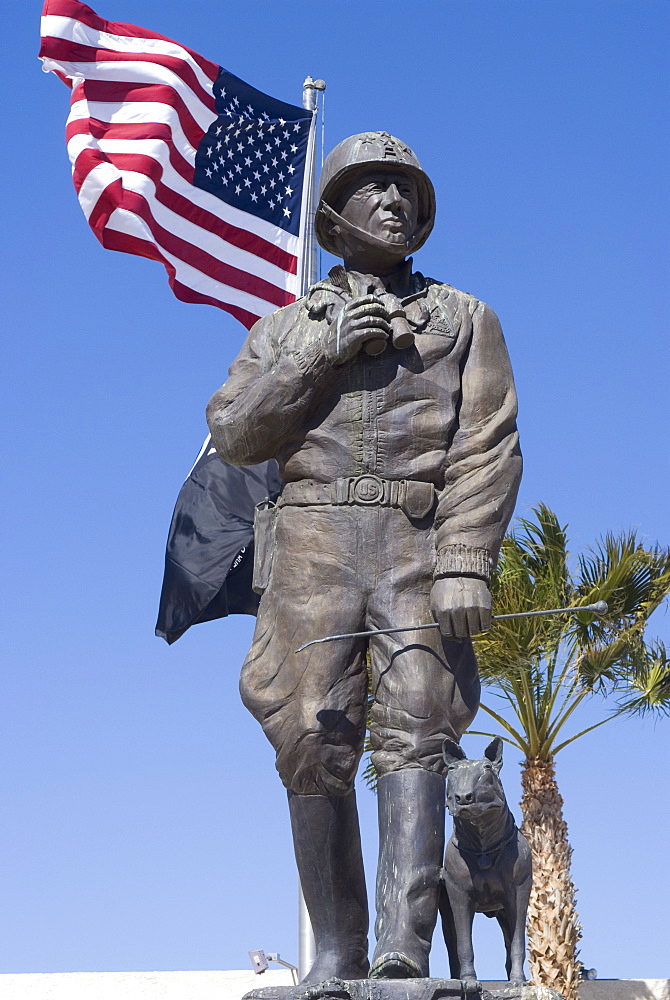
left=453, top=824, right=517, bottom=871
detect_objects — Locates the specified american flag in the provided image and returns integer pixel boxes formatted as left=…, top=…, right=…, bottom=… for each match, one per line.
left=40, top=0, right=315, bottom=329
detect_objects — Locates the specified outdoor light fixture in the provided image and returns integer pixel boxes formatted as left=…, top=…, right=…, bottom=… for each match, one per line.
left=249, top=949, right=299, bottom=985
left=249, top=950, right=269, bottom=974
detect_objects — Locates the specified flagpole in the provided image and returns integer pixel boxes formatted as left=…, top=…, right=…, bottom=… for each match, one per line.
left=296, top=74, right=325, bottom=981
left=299, top=76, right=326, bottom=293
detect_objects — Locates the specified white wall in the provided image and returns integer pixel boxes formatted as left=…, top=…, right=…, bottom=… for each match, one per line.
left=0, top=969, right=293, bottom=1000
left=0, top=972, right=667, bottom=1000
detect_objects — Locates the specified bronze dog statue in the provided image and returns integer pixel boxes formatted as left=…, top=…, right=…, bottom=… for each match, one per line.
left=439, top=737, right=532, bottom=987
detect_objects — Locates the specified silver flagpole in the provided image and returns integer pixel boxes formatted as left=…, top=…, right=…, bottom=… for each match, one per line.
left=296, top=73, right=326, bottom=983
left=299, top=76, right=325, bottom=293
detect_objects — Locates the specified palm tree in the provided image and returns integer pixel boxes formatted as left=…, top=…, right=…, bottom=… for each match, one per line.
left=471, top=504, right=670, bottom=1000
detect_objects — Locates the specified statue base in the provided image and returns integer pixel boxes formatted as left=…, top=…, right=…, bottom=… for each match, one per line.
left=242, top=977, right=567, bottom=1000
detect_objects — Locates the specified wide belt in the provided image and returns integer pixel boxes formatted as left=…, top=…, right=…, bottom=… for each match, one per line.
left=278, top=475, right=436, bottom=520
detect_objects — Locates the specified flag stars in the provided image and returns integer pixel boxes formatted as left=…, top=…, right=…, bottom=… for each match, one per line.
left=199, top=83, right=309, bottom=231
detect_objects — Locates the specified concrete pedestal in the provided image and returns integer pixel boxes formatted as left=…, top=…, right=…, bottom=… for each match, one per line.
left=241, top=976, right=565, bottom=1000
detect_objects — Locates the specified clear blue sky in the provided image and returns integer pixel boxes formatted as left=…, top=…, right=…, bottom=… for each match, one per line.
left=1, top=0, right=668, bottom=982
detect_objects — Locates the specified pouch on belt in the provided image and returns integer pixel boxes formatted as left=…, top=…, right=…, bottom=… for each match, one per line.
left=252, top=498, right=278, bottom=595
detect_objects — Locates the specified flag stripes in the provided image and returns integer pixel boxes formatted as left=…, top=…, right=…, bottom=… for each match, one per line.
left=41, top=43, right=218, bottom=110
left=42, top=2, right=219, bottom=81
left=40, top=0, right=312, bottom=327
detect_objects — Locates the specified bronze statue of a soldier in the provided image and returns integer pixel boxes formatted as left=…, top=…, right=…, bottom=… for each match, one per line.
left=207, top=132, right=522, bottom=982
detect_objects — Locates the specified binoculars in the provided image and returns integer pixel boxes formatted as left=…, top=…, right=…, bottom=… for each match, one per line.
left=362, top=290, right=414, bottom=355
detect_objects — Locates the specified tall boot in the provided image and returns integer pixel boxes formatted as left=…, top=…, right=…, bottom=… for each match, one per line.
left=288, top=790, right=369, bottom=983
left=370, top=769, right=445, bottom=979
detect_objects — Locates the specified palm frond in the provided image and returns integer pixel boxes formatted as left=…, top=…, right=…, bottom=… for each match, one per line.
left=361, top=751, right=377, bottom=791
left=613, top=641, right=670, bottom=716
left=574, top=629, right=643, bottom=691
left=514, top=504, right=571, bottom=607
left=472, top=504, right=670, bottom=759
left=465, top=728, right=520, bottom=749
left=573, top=535, right=670, bottom=636
left=476, top=510, right=576, bottom=681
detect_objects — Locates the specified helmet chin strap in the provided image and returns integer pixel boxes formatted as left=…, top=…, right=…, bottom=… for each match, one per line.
left=320, top=203, right=432, bottom=259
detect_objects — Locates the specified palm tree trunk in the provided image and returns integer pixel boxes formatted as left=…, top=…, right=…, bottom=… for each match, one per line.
left=520, top=756, right=582, bottom=1000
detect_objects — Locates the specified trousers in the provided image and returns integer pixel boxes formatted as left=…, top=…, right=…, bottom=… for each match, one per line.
left=240, top=502, right=480, bottom=796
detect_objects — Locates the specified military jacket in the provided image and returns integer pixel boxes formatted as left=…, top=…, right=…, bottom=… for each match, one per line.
left=207, top=269, right=522, bottom=581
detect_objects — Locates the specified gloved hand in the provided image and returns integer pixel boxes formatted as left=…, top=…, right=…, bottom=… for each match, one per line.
left=430, top=577, right=492, bottom=637
left=326, top=294, right=390, bottom=364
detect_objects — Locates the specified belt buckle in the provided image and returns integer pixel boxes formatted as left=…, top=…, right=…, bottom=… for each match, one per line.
left=351, top=474, right=385, bottom=505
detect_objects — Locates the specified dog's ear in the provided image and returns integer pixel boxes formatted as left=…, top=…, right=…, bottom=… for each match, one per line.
left=443, top=737, right=467, bottom=768
left=484, top=737, right=503, bottom=772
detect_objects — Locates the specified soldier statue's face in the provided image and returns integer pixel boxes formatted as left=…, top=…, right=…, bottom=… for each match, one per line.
left=338, top=170, right=419, bottom=250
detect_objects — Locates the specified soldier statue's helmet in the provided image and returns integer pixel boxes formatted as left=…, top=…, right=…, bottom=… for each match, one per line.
left=315, top=131, right=436, bottom=258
